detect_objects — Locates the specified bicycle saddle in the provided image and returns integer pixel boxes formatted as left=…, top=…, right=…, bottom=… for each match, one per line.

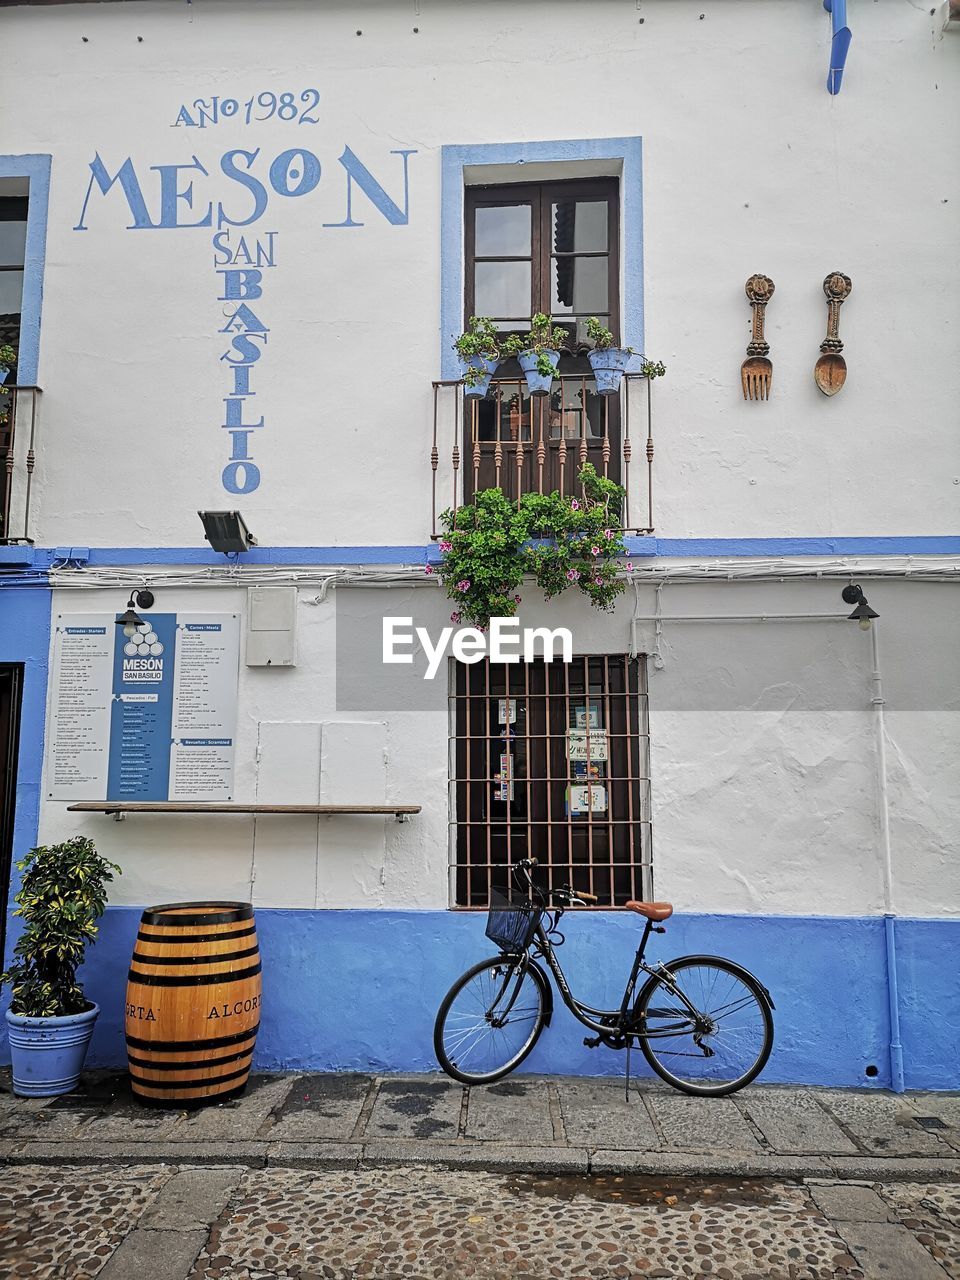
left=625, top=900, right=674, bottom=922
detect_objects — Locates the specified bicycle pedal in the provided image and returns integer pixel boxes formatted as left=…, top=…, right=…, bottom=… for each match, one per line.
left=582, top=1036, right=601, bottom=1048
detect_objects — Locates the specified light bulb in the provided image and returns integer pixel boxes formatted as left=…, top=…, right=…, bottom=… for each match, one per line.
left=858, top=616, right=872, bottom=631
left=123, top=623, right=137, bottom=638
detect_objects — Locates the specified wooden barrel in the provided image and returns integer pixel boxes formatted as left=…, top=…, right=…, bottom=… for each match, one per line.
left=125, top=901, right=261, bottom=1106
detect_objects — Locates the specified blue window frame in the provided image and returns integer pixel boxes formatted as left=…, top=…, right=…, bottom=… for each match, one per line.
left=440, top=138, right=643, bottom=380
left=0, top=155, right=51, bottom=386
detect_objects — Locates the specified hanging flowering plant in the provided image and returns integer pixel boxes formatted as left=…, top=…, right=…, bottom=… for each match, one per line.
left=434, top=464, right=630, bottom=630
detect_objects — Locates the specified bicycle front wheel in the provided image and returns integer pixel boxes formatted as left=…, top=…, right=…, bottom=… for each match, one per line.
left=636, top=956, right=773, bottom=1097
left=434, top=956, right=548, bottom=1085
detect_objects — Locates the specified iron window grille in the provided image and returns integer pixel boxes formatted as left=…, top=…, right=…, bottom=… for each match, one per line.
left=449, top=654, right=652, bottom=908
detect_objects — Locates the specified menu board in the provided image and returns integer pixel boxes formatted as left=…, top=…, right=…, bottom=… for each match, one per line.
left=47, top=613, right=240, bottom=802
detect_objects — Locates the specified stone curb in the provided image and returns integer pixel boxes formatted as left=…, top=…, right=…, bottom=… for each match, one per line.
left=2, top=1138, right=958, bottom=1182
left=5, top=1141, right=270, bottom=1166
left=360, top=1140, right=590, bottom=1174
left=590, top=1150, right=835, bottom=1178
left=266, top=1141, right=362, bottom=1169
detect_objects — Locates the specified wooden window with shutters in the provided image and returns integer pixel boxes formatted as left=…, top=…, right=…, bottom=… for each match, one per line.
left=463, top=178, right=622, bottom=502
left=451, top=654, right=652, bottom=908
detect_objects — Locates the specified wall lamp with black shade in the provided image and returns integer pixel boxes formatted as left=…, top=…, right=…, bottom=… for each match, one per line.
left=116, top=588, right=155, bottom=636
left=199, top=510, right=257, bottom=554
left=842, top=583, right=879, bottom=631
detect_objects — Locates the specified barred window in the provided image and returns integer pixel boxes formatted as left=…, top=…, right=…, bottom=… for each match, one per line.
left=450, top=654, right=652, bottom=907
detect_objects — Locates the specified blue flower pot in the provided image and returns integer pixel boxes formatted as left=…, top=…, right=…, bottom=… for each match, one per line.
left=460, top=354, right=499, bottom=398
left=0, top=367, right=9, bottom=386
left=518, top=349, right=560, bottom=396
left=588, top=347, right=632, bottom=395
left=6, top=1002, right=99, bottom=1097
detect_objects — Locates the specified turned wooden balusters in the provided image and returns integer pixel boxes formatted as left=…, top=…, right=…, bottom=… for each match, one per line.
left=741, top=274, right=775, bottom=401
left=815, top=271, right=852, bottom=396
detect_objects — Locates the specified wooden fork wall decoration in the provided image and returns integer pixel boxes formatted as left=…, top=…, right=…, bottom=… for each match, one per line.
left=741, top=274, right=775, bottom=401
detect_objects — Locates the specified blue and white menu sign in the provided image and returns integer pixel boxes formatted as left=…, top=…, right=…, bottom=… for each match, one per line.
left=48, top=613, right=240, bottom=802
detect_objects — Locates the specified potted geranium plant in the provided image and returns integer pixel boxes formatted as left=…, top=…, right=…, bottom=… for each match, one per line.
left=585, top=318, right=667, bottom=394
left=1, top=837, right=120, bottom=1097
left=454, top=316, right=502, bottom=398
left=435, top=464, right=629, bottom=629
left=503, top=313, right=568, bottom=396
left=0, top=344, right=15, bottom=386
left=585, top=316, right=634, bottom=395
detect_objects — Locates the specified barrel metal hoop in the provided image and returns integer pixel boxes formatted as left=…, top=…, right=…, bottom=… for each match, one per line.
left=130, top=945, right=260, bottom=967
left=129, top=1063, right=252, bottom=1091
left=136, top=923, right=256, bottom=945
left=125, top=1022, right=260, bottom=1052
left=126, top=1045, right=254, bottom=1072
left=140, top=903, right=254, bottom=926
left=127, top=961, right=262, bottom=987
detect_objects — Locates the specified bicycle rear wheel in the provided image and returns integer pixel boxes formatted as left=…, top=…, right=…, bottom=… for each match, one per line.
left=636, top=956, right=773, bottom=1097
left=434, top=956, right=548, bottom=1085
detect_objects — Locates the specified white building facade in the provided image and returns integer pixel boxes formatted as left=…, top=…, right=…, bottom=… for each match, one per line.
left=0, top=0, right=958, bottom=1088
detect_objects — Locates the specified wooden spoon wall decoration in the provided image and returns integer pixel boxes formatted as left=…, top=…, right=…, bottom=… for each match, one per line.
left=815, top=271, right=852, bottom=396
left=741, top=274, right=775, bottom=401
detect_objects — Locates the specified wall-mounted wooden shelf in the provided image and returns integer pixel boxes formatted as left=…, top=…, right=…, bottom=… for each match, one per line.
left=67, top=802, right=421, bottom=824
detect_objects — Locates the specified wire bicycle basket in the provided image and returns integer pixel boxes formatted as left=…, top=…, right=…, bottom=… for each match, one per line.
left=485, top=888, right=543, bottom=953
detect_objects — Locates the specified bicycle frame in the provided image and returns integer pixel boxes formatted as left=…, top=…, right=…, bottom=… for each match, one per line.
left=493, top=913, right=705, bottom=1044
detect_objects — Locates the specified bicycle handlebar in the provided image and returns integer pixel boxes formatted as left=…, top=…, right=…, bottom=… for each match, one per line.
left=514, top=859, right=597, bottom=906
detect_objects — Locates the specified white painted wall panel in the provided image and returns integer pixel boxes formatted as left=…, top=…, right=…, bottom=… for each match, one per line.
left=35, top=579, right=959, bottom=919
left=0, top=0, right=956, bottom=545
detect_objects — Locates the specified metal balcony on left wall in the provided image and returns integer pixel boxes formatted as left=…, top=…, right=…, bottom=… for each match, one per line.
left=0, top=385, right=42, bottom=546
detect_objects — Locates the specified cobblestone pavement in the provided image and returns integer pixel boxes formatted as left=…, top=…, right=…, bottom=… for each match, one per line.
left=1, top=1162, right=959, bottom=1280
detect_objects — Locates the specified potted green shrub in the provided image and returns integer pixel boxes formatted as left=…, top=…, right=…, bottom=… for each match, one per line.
left=0, top=343, right=15, bottom=386
left=503, top=313, right=567, bottom=396
left=2, top=837, right=120, bottom=1097
left=454, top=316, right=502, bottom=398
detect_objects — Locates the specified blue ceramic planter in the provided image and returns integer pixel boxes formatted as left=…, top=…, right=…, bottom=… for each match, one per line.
left=518, top=349, right=560, bottom=396
left=0, top=367, right=9, bottom=386
left=460, top=354, right=499, bottom=398
left=588, top=347, right=632, bottom=395
left=6, top=1003, right=99, bottom=1097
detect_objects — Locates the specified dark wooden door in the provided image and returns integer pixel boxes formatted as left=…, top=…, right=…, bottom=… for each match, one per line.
left=463, top=179, right=621, bottom=501
left=0, top=665, right=23, bottom=965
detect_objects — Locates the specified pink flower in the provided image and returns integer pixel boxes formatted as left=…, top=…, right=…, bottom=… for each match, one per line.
left=450, top=611, right=462, bottom=624
left=594, top=576, right=603, bottom=585
left=456, top=579, right=471, bottom=592
left=424, top=564, right=434, bottom=575
left=591, top=545, right=600, bottom=556
left=604, top=529, right=614, bottom=540
left=514, top=594, right=522, bottom=604
left=566, top=568, right=580, bottom=581
left=571, top=499, right=580, bottom=511
left=625, top=562, right=634, bottom=572
left=439, top=540, right=453, bottom=553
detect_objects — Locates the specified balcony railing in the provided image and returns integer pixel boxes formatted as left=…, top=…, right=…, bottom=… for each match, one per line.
left=0, top=385, right=42, bottom=545
left=430, top=371, right=654, bottom=539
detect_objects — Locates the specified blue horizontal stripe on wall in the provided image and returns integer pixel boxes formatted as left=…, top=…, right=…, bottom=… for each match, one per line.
left=14, top=907, right=956, bottom=1091
left=9, top=536, right=960, bottom=571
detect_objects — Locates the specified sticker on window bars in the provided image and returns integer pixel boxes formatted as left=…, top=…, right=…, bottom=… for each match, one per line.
left=567, top=784, right=608, bottom=816
left=567, top=728, right=608, bottom=762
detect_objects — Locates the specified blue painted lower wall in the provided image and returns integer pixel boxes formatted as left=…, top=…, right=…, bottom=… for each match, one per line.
left=9, top=906, right=954, bottom=1091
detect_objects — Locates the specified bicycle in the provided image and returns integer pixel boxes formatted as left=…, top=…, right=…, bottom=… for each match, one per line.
left=434, top=858, right=775, bottom=1097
